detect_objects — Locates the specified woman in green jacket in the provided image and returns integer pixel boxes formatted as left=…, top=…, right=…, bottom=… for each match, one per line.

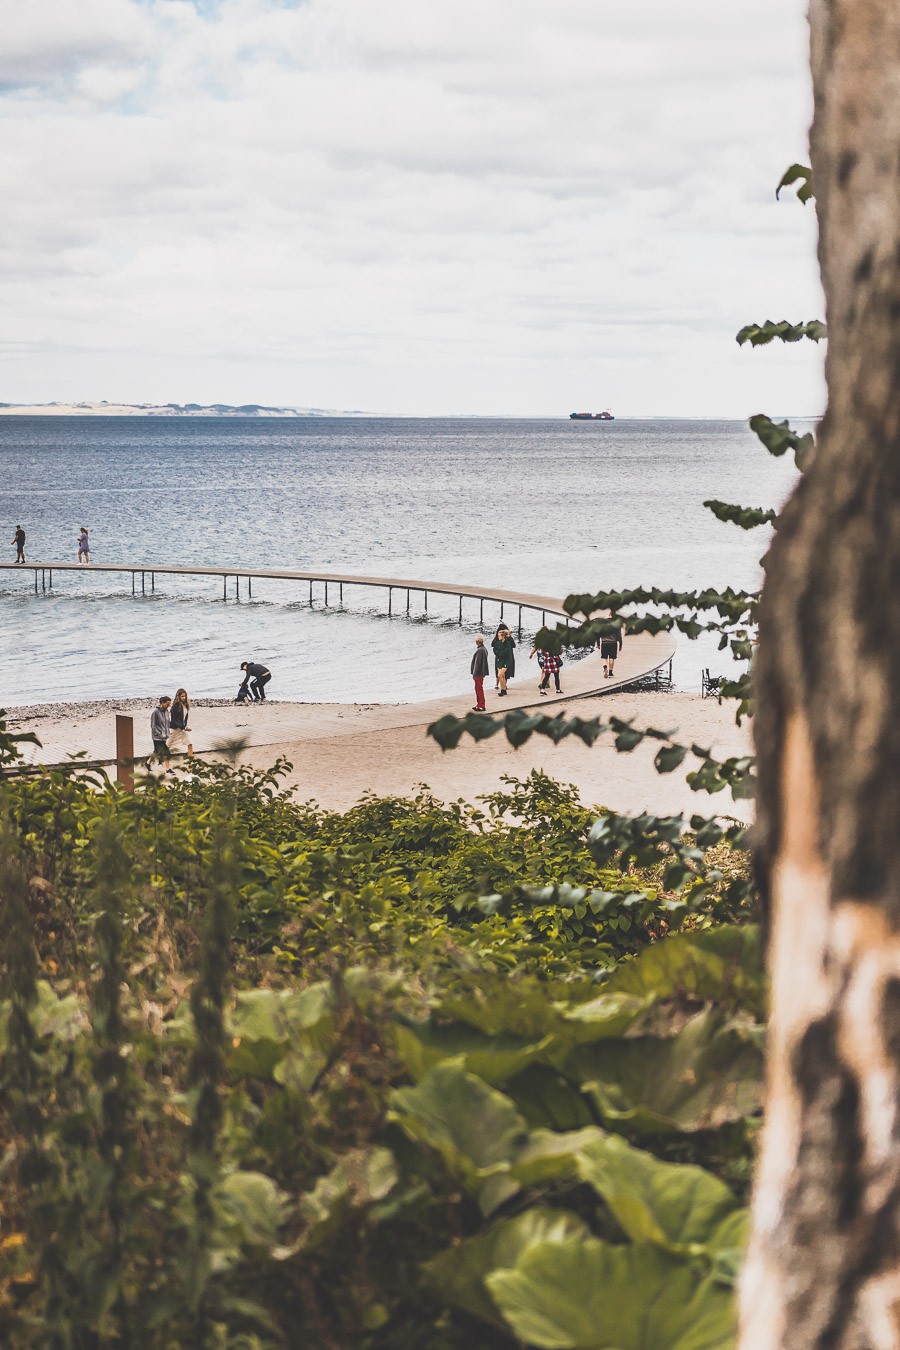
left=492, top=627, right=514, bottom=696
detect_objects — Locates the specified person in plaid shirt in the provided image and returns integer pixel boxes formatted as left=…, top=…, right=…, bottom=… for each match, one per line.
left=530, top=644, right=563, bottom=694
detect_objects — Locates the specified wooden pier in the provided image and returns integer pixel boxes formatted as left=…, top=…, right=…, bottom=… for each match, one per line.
left=0, top=560, right=676, bottom=697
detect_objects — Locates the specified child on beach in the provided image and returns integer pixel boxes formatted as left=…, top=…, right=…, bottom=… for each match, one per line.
left=77, top=527, right=89, bottom=564
left=148, top=696, right=172, bottom=772
left=471, top=635, right=489, bottom=710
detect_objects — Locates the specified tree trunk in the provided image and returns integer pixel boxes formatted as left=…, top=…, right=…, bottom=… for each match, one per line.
left=741, top=3, right=900, bottom=1347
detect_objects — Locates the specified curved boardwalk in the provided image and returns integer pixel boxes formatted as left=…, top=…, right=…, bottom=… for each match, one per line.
left=3, top=561, right=676, bottom=767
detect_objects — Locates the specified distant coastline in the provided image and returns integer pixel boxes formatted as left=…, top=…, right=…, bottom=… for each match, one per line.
left=0, top=401, right=366, bottom=418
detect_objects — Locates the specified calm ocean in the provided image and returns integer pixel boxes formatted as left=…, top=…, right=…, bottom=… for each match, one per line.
left=1, top=417, right=800, bottom=707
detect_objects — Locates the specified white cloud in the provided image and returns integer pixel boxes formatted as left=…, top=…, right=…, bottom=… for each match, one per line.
left=0, top=0, right=823, bottom=413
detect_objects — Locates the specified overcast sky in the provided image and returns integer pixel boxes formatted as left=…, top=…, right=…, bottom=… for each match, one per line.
left=1, top=0, right=824, bottom=416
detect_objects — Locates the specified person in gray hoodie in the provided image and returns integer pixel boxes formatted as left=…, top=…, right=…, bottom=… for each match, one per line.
left=471, top=635, right=489, bottom=710
left=148, top=696, right=172, bottom=772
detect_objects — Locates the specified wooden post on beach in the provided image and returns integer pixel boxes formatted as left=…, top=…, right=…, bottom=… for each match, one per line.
left=116, top=715, right=134, bottom=793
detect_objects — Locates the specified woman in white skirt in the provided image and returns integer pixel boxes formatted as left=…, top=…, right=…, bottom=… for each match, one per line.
left=168, top=688, right=193, bottom=757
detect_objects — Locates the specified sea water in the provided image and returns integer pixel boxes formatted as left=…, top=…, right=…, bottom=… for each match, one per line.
left=0, top=416, right=800, bottom=706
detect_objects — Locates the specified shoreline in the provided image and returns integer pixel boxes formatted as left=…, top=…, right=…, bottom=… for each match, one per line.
left=6, top=692, right=754, bottom=822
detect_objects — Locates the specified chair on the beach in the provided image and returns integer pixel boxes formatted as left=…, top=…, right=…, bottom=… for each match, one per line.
left=701, top=668, right=722, bottom=704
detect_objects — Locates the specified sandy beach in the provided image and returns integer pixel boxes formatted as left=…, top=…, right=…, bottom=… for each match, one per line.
left=6, top=690, right=752, bottom=822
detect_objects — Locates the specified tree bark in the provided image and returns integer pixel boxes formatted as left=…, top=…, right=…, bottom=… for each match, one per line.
left=741, top=3, right=900, bottom=1347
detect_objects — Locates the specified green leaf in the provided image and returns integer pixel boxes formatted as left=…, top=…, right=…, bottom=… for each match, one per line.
left=736, top=319, right=825, bottom=347
left=776, top=162, right=813, bottom=203
left=393, top=1020, right=550, bottom=1086
left=655, top=745, right=689, bottom=774
left=509, top=1126, right=609, bottom=1188
left=227, top=984, right=334, bottom=1082
left=576, top=1007, right=763, bottom=1135
left=426, top=1207, right=592, bottom=1329
left=575, top=1135, right=743, bottom=1265
left=390, top=1060, right=528, bottom=1208
left=601, top=925, right=766, bottom=1018
left=300, top=1147, right=399, bottom=1251
left=703, top=500, right=777, bottom=531
left=487, top=1237, right=736, bottom=1350
left=216, top=1171, right=284, bottom=1248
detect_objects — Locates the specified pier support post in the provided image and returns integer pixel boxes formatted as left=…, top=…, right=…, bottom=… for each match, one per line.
left=223, top=575, right=227, bottom=600
left=406, top=589, right=410, bottom=613
left=325, top=581, right=328, bottom=606
left=116, top=715, right=134, bottom=794
left=388, top=587, right=392, bottom=616
left=132, top=572, right=135, bottom=595
left=542, top=610, right=545, bottom=627
left=309, top=579, right=313, bottom=605
left=152, top=572, right=155, bottom=593
left=141, top=572, right=145, bottom=595
left=34, top=570, right=37, bottom=594
left=459, top=595, right=462, bottom=623
left=41, top=569, right=45, bottom=592
left=480, top=598, right=483, bottom=623
left=49, top=569, right=52, bottom=589
left=339, top=582, right=343, bottom=605
left=518, top=605, right=522, bottom=637
left=248, top=576, right=252, bottom=598
left=500, top=601, right=504, bottom=620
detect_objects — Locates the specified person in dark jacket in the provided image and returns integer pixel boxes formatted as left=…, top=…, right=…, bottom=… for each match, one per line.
left=599, top=624, right=624, bottom=678
left=491, top=628, right=514, bottom=696
left=12, top=525, right=25, bottom=563
left=147, top=696, right=171, bottom=772
left=240, top=661, right=271, bottom=700
left=169, top=688, right=192, bottom=756
left=492, top=624, right=516, bottom=687
left=471, top=636, right=489, bottom=710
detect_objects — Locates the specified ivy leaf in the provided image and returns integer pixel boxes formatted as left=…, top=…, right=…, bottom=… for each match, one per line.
left=736, top=319, right=826, bottom=346
left=776, top=162, right=813, bottom=203
left=703, top=500, right=777, bottom=530
left=655, top=745, right=688, bottom=775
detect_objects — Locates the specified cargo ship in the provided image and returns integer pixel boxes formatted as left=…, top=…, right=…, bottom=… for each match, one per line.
left=569, top=410, right=614, bottom=420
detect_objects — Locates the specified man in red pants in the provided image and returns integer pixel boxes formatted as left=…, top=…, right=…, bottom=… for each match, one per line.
left=471, top=635, right=489, bottom=710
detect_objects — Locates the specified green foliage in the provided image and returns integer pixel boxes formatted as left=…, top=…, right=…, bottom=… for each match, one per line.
left=748, top=413, right=815, bottom=471
left=735, top=318, right=825, bottom=346
left=0, top=739, right=763, bottom=1349
left=775, top=162, right=813, bottom=203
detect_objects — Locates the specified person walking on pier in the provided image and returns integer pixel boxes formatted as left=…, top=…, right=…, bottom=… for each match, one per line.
left=531, top=644, right=563, bottom=695
left=491, top=627, right=513, bottom=696
left=492, top=624, right=516, bottom=689
left=471, top=636, right=489, bottom=710
left=240, top=660, right=271, bottom=700
left=148, top=696, right=172, bottom=773
left=599, top=622, right=624, bottom=678
left=169, top=688, right=193, bottom=756
left=77, top=527, right=90, bottom=564
left=12, top=525, right=25, bottom=563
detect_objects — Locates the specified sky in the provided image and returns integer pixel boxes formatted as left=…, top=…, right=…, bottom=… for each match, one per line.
left=0, top=0, right=825, bottom=416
